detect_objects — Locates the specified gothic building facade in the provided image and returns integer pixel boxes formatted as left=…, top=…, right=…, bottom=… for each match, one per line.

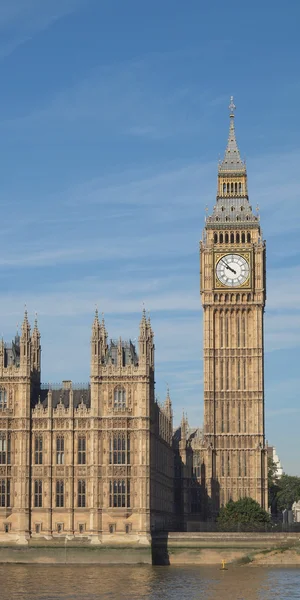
left=0, top=100, right=268, bottom=541
left=0, top=310, right=174, bottom=543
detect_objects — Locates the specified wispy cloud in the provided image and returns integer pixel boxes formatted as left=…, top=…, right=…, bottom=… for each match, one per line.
left=0, top=0, right=86, bottom=59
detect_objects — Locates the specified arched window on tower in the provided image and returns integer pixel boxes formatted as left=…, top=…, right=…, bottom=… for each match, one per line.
left=236, top=233, right=240, bottom=243
left=235, top=182, right=238, bottom=193
left=241, top=312, right=246, bottom=347
left=220, top=312, right=224, bottom=348
left=227, top=183, right=230, bottom=194
left=241, top=232, right=245, bottom=243
left=219, top=233, right=223, bottom=243
left=247, top=232, right=251, bottom=243
left=225, top=233, right=229, bottom=243
left=237, top=311, right=240, bottom=348
left=214, top=233, right=218, bottom=243
left=231, top=182, right=234, bottom=193
left=230, top=233, right=234, bottom=243
left=239, top=182, right=242, bottom=193
left=223, top=183, right=226, bottom=193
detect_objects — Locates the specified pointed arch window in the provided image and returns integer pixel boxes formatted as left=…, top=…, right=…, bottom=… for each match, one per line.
left=56, top=436, right=64, bottom=465
left=0, top=433, right=10, bottom=465
left=109, top=479, right=130, bottom=508
left=34, top=435, right=43, bottom=465
left=56, top=480, right=64, bottom=507
left=236, top=232, right=240, bottom=243
left=230, top=233, right=234, bottom=243
left=0, top=479, right=10, bottom=508
left=78, top=436, right=86, bottom=465
left=219, top=233, right=223, bottom=244
left=225, top=233, right=229, bottom=243
left=0, top=389, right=7, bottom=409
left=78, top=480, right=86, bottom=508
left=34, top=480, right=42, bottom=507
left=114, top=387, right=126, bottom=410
left=214, top=233, right=218, bottom=243
left=241, top=232, right=245, bottom=243
left=247, top=232, right=251, bottom=243
left=109, top=432, right=130, bottom=465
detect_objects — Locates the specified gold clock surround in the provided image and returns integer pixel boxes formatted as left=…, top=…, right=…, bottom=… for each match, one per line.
left=214, top=251, right=251, bottom=289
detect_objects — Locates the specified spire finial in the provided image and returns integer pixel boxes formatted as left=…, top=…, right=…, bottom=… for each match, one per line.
left=229, top=95, right=236, bottom=116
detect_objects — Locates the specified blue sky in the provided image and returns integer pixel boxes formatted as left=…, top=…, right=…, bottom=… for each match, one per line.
left=0, top=0, right=300, bottom=474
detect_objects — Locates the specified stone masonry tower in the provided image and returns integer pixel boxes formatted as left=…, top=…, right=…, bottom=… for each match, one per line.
left=200, top=98, right=268, bottom=513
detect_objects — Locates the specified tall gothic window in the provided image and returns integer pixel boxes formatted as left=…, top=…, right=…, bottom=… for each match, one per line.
left=220, top=359, right=224, bottom=391
left=78, top=436, right=86, bottom=465
left=34, top=435, right=43, bottom=465
left=221, top=453, right=224, bottom=477
left=244, top=452, right=247, bottom=476
left=0, top=389, right=7, bottom=409
left=0, top=479, right=10, bottom=507
left=225, top=312, right=229, bottom=347
left=225, top=360, right=229, bottom=390
left=56, top=436, right=64, bottom=465
left=220, top=312, right=224, bottom=348
left=109, top=433, right=130, bottom=465
left=237, top=360, right=241, bottom=390
left=243, top=361, right=247, bottom=389
left=241, top=311, right=246, bottom=347
left=56, top=480, right=64, bottom=507
left=0, top=433, right=10, bottom=465
left=109, top=480, right=130, bottom=508
left=227, top=453, right=230, bottom=476
left=34, top=480, right=42, bottom=507
left=244, top=403, right=247, bottom=433
left=114, top=388, right=126, bottom=410
left=221, top=403, right=224, bottom=433
left=78, top=480, right=86, bottom=508
left=237, top=312, right=241, bottom=347
left=238, top=453, right=241, bottom=477
left=238, top=403, right=241, bottom=433
left=227, top=402, right=230, bottom=433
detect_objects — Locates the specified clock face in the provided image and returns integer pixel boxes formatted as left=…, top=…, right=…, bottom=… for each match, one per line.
left=216, top=254, right=250, bottom=287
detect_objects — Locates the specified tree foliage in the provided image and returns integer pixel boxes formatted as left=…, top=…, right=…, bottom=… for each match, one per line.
left=217, top=497, right=271, bottom=529
left=275, top=475, right=300, bottom=511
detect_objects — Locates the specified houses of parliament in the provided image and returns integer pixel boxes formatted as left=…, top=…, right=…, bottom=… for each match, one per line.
left=0, top=99, right=268, bottom=544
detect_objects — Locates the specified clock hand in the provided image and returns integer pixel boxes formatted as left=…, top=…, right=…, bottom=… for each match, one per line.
left=221, top=260, right=236, bottom=275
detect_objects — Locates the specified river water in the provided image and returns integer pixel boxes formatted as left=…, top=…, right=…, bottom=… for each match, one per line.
left=0, top=565, right=299, bottom=600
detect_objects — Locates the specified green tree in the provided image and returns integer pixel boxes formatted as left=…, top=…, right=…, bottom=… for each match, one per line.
left=268, top=456, right=280, bottom=511
left=276, top=475, right=300, bottom=511
left=217, top=497, right=271, bottom=530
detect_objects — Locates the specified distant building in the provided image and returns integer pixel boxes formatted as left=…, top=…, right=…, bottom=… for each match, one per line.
left=292, top=500, right=300, bottom=522
left=267, top=446, right=283, bottom=478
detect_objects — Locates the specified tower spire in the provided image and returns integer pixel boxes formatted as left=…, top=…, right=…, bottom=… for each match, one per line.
left=219, top=96, right=245, bottom=173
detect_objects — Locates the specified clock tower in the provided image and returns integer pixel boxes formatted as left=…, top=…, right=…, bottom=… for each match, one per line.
left=200, top=98, right=268, bottom=512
